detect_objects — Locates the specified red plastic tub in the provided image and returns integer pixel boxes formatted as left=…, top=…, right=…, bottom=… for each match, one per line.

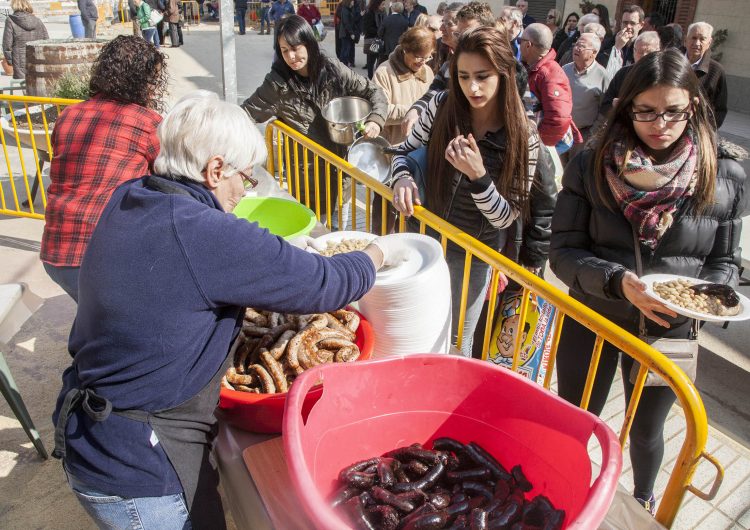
left=218, top=308, right=374, bottom=433
left=284, top=354, right=622, bottom=529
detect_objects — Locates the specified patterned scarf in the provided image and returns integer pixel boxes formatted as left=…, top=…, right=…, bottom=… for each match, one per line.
left=605, top=126, right=698, bottom=249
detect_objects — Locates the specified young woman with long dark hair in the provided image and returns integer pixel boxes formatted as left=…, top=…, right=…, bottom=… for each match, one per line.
left=390, top=26, right=557, bottom=355
left=550, top=49, right=747, bottom=514
left=243, top=15, right=387, bottom=225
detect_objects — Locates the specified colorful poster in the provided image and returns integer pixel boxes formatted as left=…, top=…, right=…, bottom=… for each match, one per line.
left=486, top=288, right=556, bottom=385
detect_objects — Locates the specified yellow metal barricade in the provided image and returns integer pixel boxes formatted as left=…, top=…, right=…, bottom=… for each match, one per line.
left=0, top=95, right=82, bottom=220
left=263, top=120, right=724, bottom=528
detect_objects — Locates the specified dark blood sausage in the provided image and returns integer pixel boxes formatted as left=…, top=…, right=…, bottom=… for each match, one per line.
left=446, top=468, right=492, bottom=482
left=333, top=439, right=565, bottom=530
left=385, top=446, right=442, bottom=464
left=339, top=457, right=381, bottom=482
left=446, top=500, right=471, bottom=516
left=432, top=437, right=467, bottom=454
left=392, top=462, right=445, bottom=493
left=470, top=508, right=489, bottom=530
left=428, top=492, right=451, bottom=510
left=466, top=442, right=511, bottom=481
left=345, top=471, right=376, bottom=489
left=371, top=486, right=415, bottom=512
left=397, top=490, right=428, bottom=506
left=366, top=505, right=400, bottom=530
left=378, top=460, right=397, bottom=488
left=405, top=460, right=431, bottom=477
left=511, top=465, right=533, bottom=492
left=330, top=485, right=360, bottom=508
left=401, top=511, right=449, bottom=530
left=489, top=502, right=521, bottom=527
left=398, top=503, right=436, bottom=528
left=462, top=481, right=494, bottom=501
left=343, top=496, right=377, bottom=530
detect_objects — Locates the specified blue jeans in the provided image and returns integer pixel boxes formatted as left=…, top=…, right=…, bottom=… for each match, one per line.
left=143, top=27, right=159, bottom=48
left=260, top=5, right=270, bottom=31
left=65, top=470, right=192, bottom=530
left=43, top=262, right=79, bottom=302
left=236, top=7, right=246, bottom=33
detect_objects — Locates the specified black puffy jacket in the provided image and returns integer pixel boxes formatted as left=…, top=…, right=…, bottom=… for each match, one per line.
left=550, top=142, right=747, bottom=331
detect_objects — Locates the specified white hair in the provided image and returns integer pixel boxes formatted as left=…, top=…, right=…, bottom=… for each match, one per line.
left=583, top=22, right=605, bottom=40
left=687, top=21, right=713, bottom=37
left=579, top=32, right=601, bottom=52
left=154, top=91, right=267, bottom=184
left=500, top=6, right=523, bottom=26
left=391, top=1, right=404, bottom=14
left=577, top=12, right=598, bottom=31
left=635, top=30, right=661, bottom=49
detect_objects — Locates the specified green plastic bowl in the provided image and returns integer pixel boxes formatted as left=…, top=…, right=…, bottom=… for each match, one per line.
left=232, top=197, right=317, bottom=240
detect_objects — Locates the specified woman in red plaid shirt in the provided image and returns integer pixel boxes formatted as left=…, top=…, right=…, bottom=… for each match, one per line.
left=40, top=35, right=168, bottom=302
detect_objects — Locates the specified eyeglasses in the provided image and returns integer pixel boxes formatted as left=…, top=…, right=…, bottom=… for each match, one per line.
left=237, top=169, right=259, bottom=189
left=546, top=15, right=556, bottom=19
left=629, top=108, right=691, bottom=122
left=573, top=43, right=594, bottom=51
left=441, top=19, right=457, bottom=28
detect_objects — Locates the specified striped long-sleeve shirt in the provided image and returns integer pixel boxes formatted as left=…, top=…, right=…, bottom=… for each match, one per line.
left=391, top=91, right=540, bottom=229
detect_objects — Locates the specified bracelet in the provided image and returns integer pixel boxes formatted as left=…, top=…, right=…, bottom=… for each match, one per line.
left=390, top=174, right=415, bottom=188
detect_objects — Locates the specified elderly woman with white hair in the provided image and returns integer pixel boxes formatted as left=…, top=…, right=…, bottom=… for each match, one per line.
left=51, top=91, right=400, bottom=530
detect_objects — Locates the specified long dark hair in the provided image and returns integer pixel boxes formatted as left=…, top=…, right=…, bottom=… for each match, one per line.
left=274, top=15, right=331, bottom=88
left=594, top=4, right=612, bottom=36
left=594, top=49, right=717, bottom=211
left=367, top=0, right=384, bottom=12
left=89, top=35, right=168, bottom=112
left=427, top=27, right=530, bottom=219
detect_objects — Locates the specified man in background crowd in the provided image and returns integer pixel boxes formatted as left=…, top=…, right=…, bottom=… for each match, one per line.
left=685, top=21, right=727, bottom=127
left=520, top=23, right=580, bottom=154
left=643, top=12, right=664, bottom=32
left=498, top=5, right=523, bottom=60
left=605, top=4, right=644, bottom=77
left=78, top=0, right=98, bottom=38
left=379, top=1, right=409, bottom=60
left=555, top=12, right=598, bottom=65
left=563, top=33, right=610, bottom=159
left=516, top=0, right=534, bottom=28
left=599, top=30, right=660, bottom=118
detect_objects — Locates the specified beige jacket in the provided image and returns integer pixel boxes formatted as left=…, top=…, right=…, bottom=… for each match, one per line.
left=372, top=47, right=434, bottom=145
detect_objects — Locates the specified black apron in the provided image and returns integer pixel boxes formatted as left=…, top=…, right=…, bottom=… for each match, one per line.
left=52, top=176, right=236, bottom=530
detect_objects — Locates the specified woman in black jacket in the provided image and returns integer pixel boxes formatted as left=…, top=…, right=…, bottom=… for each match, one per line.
left=362, top=0, right=385, bottom=78
left=550, top=49, right=747, bottom=515
left=2, top=0, right=48, bottom=79
left=243, top=15, right=387, bottom=226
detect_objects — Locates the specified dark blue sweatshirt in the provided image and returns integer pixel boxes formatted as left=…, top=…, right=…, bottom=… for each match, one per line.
left=53, top=176, right=375, bottom=497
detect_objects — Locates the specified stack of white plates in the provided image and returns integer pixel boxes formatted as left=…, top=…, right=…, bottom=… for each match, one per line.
left=313, top=232, right=452, bottom=357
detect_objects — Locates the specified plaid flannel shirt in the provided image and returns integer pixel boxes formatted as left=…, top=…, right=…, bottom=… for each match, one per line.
left=41, top=96, right=161, bottom=267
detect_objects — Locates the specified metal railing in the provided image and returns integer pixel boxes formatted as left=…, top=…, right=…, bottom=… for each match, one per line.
left=263, top=119, right=724, bottom=528
left=0, top=95, right=82, bottom=220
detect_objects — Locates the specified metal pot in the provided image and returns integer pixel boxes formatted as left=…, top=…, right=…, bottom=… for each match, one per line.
left=347, top=135, right=392, bottom=183
left=321, top=97, right=372, bottom=145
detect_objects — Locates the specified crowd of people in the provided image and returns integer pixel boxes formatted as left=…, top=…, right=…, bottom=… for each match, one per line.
left=31, top=2, right=748, bottom=528
left=238, top=0, right=745, bottom=519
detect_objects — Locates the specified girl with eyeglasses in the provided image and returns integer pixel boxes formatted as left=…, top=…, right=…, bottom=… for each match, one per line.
left=550, top=49, right=747, bottom=515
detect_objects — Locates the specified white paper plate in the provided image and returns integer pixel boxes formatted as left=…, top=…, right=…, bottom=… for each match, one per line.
left=641, top=274, right=750, bottom=322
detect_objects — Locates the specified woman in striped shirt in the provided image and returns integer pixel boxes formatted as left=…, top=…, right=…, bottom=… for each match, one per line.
left=390, top=26, right=556, bottom=356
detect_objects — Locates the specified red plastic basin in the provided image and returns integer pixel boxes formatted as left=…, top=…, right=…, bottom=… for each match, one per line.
left=218, top=308, right=373, bottom=433
left=283, top=354, right=622, bottom=529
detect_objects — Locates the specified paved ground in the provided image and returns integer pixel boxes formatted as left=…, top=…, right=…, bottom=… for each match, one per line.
left=0, top=18, right=748, bottom=530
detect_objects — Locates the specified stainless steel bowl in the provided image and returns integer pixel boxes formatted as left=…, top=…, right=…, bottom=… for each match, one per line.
left=321, top=97, right=372, bottom=145
left=347, top=136, right=392, bottom=183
